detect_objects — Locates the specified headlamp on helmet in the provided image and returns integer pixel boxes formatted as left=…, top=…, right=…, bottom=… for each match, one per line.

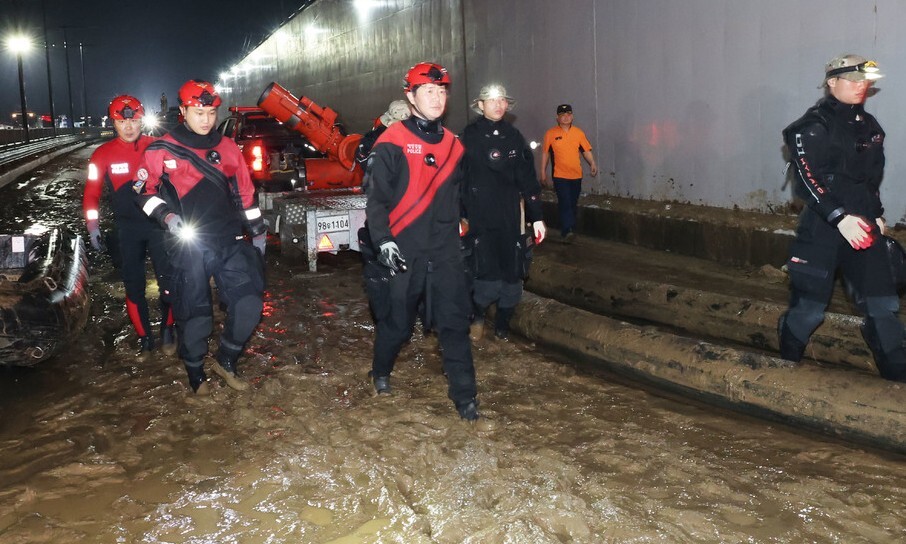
left=403, top=62, right=450, bottom=92
left=108, top=95, right=144, bottom=120
left=826, top=60, right=883, bottom=81
left=178, top=79, right=222, bottom=108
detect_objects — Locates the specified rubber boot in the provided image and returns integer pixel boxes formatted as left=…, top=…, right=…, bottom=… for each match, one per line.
left=495, top=307, right=516, bottom=340
left=861, top=322, right=906, bottom=382
left=160, top=325, right=177, bottom=356
left=456, top=398, right=480, bottom=421
left=369, top=371, right=391, bottom=395
left=136, top=336, right=154, bottom=362
left=185, top=362, right=209, bottom=395
left=777, top=315, right=806, bottom=363
left=471, top=303, right=487, bottom=342
left=211, top=346, right=248, bottom=391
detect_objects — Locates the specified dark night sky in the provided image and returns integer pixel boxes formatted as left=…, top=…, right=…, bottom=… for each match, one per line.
left=0, top=0, right=304, bottom=123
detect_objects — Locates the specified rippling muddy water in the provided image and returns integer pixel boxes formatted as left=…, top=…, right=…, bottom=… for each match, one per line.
left=1, top=148, right=905, bottom=543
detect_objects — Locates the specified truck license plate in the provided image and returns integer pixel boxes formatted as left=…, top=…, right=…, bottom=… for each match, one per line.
left=318, top=215, right=350, bottom=233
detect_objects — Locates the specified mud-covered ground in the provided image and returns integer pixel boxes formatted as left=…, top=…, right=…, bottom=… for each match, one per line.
left=1, top=148, right=906, bottom=543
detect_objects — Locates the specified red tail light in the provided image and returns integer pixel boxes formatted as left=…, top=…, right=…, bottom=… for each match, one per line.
left=251, top=144, right=264, bottom=172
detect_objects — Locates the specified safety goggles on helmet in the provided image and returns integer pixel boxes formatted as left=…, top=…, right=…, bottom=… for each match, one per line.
left=825, top=60, right=883, bottom=81
left=403, top=62, right=450, bottom=91
left=178, top=80, right=222, bottom=108
left=108, top=95, right=144, bottom=120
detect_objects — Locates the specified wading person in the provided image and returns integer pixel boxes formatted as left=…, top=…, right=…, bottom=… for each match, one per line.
left=779, top=54, right=906, bottom=382
left=363, top=62, right=479, bottom=420
left=539, top=104, right=597, bottom=241
left=83, top=95, right=175, bottom=361
left=461, top=84, right=546, bottom=341
left=137, top=80, right=267, bottom=394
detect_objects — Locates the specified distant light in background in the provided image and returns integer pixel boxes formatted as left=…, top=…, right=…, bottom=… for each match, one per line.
left=354, top=0, right=390, bottom=22
left=304, top=25, right=328, bottom=46
left=6, top=33, right=33, bottom=142
left=529, top=140, right=539, bottom=150
left=220, top=72, right=232, bottom=81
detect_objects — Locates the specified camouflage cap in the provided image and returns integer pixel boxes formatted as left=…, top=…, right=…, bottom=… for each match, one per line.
left=822, top=54, right=884, bottom=86
left=470, top=84, right=516, bottom=114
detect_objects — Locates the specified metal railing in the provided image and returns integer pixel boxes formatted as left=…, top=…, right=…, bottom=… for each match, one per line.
left=0, top=127, right=108, bottom=146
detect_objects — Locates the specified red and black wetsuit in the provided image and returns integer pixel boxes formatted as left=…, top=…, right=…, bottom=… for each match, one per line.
left=137, top=124, right=265, bottom=379
left=364, top=116, right=476, bottom=406
left=83, top=134, right=174, bottom=341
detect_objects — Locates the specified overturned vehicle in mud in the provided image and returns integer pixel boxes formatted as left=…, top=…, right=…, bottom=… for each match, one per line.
left=0, top=228, right=90, bottom=366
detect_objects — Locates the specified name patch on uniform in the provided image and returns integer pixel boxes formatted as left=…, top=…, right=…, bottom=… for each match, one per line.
left=110, top=162, right=130, bottom=175
left=406, top=143, right=423, bottom=155
left=164, top=159, right=178, bottom=170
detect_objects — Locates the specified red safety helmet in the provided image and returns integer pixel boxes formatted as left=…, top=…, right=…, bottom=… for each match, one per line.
left=403, top=62, right=450, bottom=91
left=108, top=95, right=144, bottom=120
left=178, top=79, right=222, bottom=108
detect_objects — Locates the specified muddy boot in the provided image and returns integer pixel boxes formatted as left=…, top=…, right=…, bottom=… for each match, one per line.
left=471, top=303, right=487, bottom=342
left=456, top=398, right=480, bottom=421
left=470, top=320, right=485, bottom=342
left=777, top=315, right=806, bottom=363
left=495, top=307, right=516, bottom=340
left=369, top=371, right=391, bottom=395
left=211, top=348, right=248, bottom=391
left=160, top=325, right=177, bottom=356
left=861, top=321, right=906, bottom=382
left=136, top=336, right=154, bottom=362
left=185, top=362, right=209, bottom=395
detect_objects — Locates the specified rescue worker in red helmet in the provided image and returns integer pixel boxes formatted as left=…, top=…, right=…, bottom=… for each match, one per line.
left=362, top=62, right=480, bottom=420
left=137, top=79, right=266, bottom=394
left=83, top=94, right=176, bottom=361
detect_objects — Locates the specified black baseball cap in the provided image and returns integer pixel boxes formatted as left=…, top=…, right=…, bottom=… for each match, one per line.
left=557, top=104, right=572, bottom=115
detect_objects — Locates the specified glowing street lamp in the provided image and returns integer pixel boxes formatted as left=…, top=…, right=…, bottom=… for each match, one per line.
left=6, top=34, right=32, bottom=142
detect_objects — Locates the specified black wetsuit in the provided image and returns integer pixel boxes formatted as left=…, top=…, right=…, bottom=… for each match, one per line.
left=780, top=94, right=906, bottom=381
left=461, top=116, right=543, bottom=333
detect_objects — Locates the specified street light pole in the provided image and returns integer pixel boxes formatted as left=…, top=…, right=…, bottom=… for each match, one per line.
left=42, top=0, right=56, bottom=136
left=79, top=41, right=87, bottom=126
left=15, top=49, right=29, bottom=142
left=6, top=35, right=32, bottom=143
left=63, top=28, right=74, bottom=128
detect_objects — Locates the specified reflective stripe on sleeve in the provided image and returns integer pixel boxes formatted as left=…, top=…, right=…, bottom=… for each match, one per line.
left=142, top=196, right=167, bottom=217
left=87, top=163, right=99, bottom=181
left=244, top=207, right=262, bottom=220
left=86, top=209, right=99, bottom=221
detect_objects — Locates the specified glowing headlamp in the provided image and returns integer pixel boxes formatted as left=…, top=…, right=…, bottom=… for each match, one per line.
left=826, top=60, right=883, bottom=81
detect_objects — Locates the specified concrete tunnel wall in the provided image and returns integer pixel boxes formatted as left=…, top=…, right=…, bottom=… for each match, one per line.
left=219, top=0, right=906, bottom=221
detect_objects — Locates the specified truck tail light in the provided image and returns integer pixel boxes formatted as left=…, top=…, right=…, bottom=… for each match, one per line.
left=251, top=144, right=265, bottom=172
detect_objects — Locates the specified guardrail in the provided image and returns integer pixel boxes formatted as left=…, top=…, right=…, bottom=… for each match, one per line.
left=0, top=127, right=107, bottom=146
left=0, top=130, right=107, bottom=189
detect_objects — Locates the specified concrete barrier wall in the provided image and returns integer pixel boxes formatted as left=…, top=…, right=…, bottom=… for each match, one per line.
left=220, top=0, right=906, bottom=220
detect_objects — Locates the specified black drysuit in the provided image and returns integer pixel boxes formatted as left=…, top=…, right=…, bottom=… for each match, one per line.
left=364, top=117, right=476, bottom=406
left=780, top=94, right=906, bottom=381
left=461, top=116, right=543, bottom=329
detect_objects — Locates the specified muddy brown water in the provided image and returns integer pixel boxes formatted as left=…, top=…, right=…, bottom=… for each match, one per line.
left=0, top=148, right=904, bottom=543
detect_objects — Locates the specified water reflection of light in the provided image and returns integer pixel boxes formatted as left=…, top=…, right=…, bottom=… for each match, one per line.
left=24, top=224, right=49, bottom=235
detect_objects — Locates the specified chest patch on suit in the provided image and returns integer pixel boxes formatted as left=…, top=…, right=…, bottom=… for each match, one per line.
left=489, top=149, right=502, bottom=161
left=110, top=162, right=129, bottom=175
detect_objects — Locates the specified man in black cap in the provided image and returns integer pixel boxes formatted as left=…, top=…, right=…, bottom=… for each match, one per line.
left=540, top=104, right=597, bottom=241
left=779, top=54, right=906, bottom=382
